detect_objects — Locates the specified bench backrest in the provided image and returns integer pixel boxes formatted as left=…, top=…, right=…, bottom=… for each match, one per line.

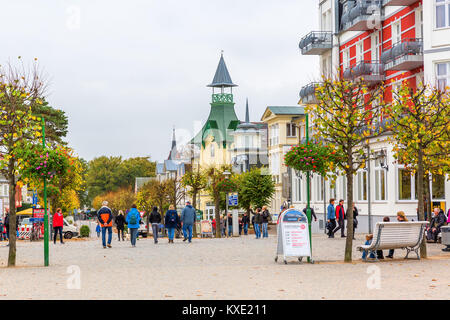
left=372, top=221, right=428, bottom=249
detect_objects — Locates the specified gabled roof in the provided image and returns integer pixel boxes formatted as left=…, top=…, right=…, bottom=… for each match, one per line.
left=156, top=163, right=165, bottom=175
left=207, top=54, right=237, bottom=88
left=261, top=106, right=306, bottom=121
left=164, top=160, right=179, bottom=172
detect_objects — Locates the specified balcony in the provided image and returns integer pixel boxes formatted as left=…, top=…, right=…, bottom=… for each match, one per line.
left=299, top=82, right=321, bottom=104
left=299, top=31, right=332, bottom=55
left=382, top=0, right=418, bottom=6
left=343, top=60, right=385, bottom=84
left=340, top=0, right=382, bottom=32
left=381, top=38, right=423, bottom=71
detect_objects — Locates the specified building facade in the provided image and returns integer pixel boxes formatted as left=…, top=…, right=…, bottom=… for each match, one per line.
left=295, top=0, right=449, bottom=233
left=261, top=106, right=306, bottom=214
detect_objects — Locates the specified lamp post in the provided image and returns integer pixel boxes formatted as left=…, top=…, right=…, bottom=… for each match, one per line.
left=223, top=170, right=231, bottom=236
left=42, top=117, right=49, bottom=267
left=305, top=114, right=313, bottom=263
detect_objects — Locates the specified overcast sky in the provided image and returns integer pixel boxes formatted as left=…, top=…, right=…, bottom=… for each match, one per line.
left=1, top=0, right=319, bottom=163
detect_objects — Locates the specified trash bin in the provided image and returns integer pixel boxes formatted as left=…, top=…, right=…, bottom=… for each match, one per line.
left=441, top=226, right=450, bottom=252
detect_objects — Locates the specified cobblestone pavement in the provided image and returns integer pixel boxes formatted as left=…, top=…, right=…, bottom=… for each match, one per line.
left=0, top=233, right=448, bottom=299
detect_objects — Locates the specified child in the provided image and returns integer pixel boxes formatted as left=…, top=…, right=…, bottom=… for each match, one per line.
left=96, top=223, right=101, bottom=238
left=362, top=234, right=376, bottom=260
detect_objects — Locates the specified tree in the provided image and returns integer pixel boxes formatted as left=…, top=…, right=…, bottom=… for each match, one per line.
left=32, top=100, right=68, bottom=147
left=205, top=165, right=232, bottom=238
left=92, top=187, right=136, bottom=214
left=308, top=76, right=385, bottom=262
left=86, top=156, right=156, bottom=200
left=181, top=167, right=207, bottom=237
left=0, top=59, right=46, bottom=266
left=136, top=187, right=153, bottom=229
left=238, top=168, right=275, bottom=212
left=142, top=179, right=171, bottom=220
left=386, top=82, right=450, bottom=258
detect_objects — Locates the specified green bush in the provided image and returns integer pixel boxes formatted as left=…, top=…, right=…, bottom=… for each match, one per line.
left=80, top=225, right=90, bottom=237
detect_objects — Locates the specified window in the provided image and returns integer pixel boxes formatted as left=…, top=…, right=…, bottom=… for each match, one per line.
left=371, top=33, right=380, bottom=61
left=329, top=181, right=336, bottom=200
left=293, top=175, right=302, bottom=202
left=416, top=9, right=423, bottom=38
left=431, top=174, right=445, bottom=200
left=343, top=49, right=350, bottom=70
left=436, top=0, right=450, bottom=28
left=2, top=185, right=8, bottom=197
left=356, top=170, right=368, bottom=201
left=286, top=123, right=296, bottom=137
left=270, top=124, right=279, bottom=146
left=244, top=135, right=253, bottom=148
left=374, top=157, right=387, bottom=201
left=210, top=144, right=215, bottom=158
left=398, top=167, right=418, bottom=200
left=356, top=41, right=364, bottom=63
left=392, top=20, right=401, bottom=44
left=316, top=175, right=324, bottom=202
left=271, top=152, right=280, bottom=176
left=436, top=62, right=450, bottom=90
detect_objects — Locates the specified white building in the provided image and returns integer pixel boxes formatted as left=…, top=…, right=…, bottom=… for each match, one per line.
left=293, top=0, right=449, bottom=234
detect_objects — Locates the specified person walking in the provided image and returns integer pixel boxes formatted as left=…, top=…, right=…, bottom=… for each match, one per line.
left=302, top=207, right=317, bottom=222
left=352, top=202, right=358, bottom=240
left=96, top=223, right=101, bottom=238
left=326, top=199, right=336, bottom=238
left=221, top=215, right=226, bottom=237
left=52, top=208, right=64, bottom=244
left=4, top=211, right=9, bottom=244
left=386, top=211, right=408, bottom=259
left=98, top=201, right=114, bottom=249
left=149, top=206, right=161, bottom=244
left=115, top=210, right=125, bottom=241
left=165, top=205, right=179, bottom=243
left=254, top=208, right=263, bottom=239
left=227, top=213, right=233, bottom=237
left=0, top=218, right=3, bottom=241
left=126, top=204, right=141, bottom=247
left=242, top=212, right=250, bottom=235
left=333, top=199, right=346, bottom=238
left=181, top=201, right=196, bottom=243
left=261, top=206, right=271, bottom=238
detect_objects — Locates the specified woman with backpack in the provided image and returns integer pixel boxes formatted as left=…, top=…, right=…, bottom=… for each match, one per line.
left=164, top=205, right=179, bottom=244
left=126, top=204, right=141, bottom=247
left=149, top=206, right=161, bottom=244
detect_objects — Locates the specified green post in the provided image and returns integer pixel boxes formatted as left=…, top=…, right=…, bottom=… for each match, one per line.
left=42, top=117, right=49, bottom=267
left=306, top=114, right=313, bottom=263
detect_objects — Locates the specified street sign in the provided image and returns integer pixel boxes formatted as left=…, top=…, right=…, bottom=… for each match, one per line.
left=228, top=194, right=238, bottom=206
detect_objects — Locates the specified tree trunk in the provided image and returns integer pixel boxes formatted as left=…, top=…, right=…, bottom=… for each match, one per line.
left=192, top=190, right=198, bottom=238
left=344, top=168, right=354, bottom=263
left=7, top=159, right=17, bottom=267
left=417, top=149, right=427, bottom=258
left=214, top=191, right=221, bottom=238
left=425, top=173, right=431, bottom=222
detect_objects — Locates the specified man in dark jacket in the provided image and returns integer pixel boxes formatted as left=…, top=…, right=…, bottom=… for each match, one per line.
left=427, top=208, right=447, bottom=242
left=241, top=212, right=250, bottom=235
left=227, top=213, right=233, bottom=237
left=149, top=206, right=161, bottom=244
left=114, top=211, right=125, bottom=241
left=302, top=207, right=317, bottom=221
left=333, top=199, right=346, bottom=238
left=254, top=208, right=263, bottom=239
left=97, top=201, right=113, bottom=248
left=261, top=206, right=271, bottom=238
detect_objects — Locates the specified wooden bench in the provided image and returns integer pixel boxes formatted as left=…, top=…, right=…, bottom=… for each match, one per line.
left=357, top=221, right=429, bottom=262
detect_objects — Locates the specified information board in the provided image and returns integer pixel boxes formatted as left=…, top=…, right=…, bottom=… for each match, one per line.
left=228, top=194, right=238, bottom=206
left=32, top=208, right=47, bottom=218
left=200, top=220, right=213, bottom=237
left=275, top=208, right=311, bottom=262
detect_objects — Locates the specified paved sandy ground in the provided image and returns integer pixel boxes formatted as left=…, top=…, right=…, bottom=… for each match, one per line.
left=0, top=233, right=448, bottom=300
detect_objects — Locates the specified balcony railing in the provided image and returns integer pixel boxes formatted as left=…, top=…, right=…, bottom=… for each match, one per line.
left=343, top=60, right=385, bottom=84
left=340, top=0, right=382, bottom=32
left=383, top=0, right=418, bottom=6
left=299, top=31, right=332, bottom=55
left=299, top=82, right=321, bottom=104
left=381, top=38, right=423, bottom=71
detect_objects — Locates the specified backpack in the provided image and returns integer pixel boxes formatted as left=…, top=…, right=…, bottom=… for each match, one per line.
left=129, top=213, right=137, bottom=225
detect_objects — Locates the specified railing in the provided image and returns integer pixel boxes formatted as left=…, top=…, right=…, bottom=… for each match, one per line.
left=343, top=60, right=384, bottom=80
left=299, top=31, right=332, bottom=54
left=212, top=93, right=233, bottom=103
left=381, top=38, right=423, bottom=65
left=340, top=0, right=382, bottom=31
left=299, top=82, right=321, bottom=103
